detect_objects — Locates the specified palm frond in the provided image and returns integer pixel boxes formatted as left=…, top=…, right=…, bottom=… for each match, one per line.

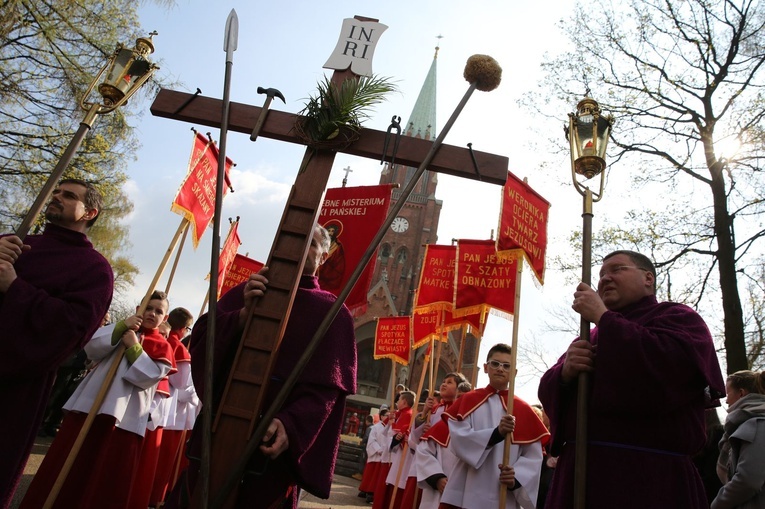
left=299, top=75, right=398, bottom=142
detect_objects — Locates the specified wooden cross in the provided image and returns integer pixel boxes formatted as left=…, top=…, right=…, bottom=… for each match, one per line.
left=150, top=16, right=507, bottom=508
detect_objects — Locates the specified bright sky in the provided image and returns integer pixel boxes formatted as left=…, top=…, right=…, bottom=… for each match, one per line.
left=127, top=1, right=588, bottom=405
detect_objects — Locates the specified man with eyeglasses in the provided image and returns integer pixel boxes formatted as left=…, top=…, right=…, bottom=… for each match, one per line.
left=0, top=178, right=114, bottom=508
left=538, top=250, right=725, bottom=509
left=440, top=343, right=550, bottom=508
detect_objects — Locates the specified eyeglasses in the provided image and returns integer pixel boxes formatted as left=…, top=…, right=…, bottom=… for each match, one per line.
left=598, top=265, right=649, bottom=279
left=487, top=360, right=512, bottom=371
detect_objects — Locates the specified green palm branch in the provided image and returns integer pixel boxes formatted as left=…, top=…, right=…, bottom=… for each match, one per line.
left=299, top=75, right=398, bottom=142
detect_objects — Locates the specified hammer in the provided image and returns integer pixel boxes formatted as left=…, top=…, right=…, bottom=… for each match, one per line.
left=250, top=86, right=285, bottom=141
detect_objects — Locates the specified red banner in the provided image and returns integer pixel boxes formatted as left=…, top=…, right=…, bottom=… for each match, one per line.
left=219, top=253, right=265, bottom=298
left=216, top=221, right=241, bottom=298
left=455, top=239, right=520, bottom=317
left=171, top=132, right=235, bottom=248
left=412, top=309, right=484, bottom=349
left=497, top=171, right=550, bottom=284
left=317, top=184, right=393, bottom=316
left=414, top=245, right=456, bottom=313
left=373, top=316, right=410, bottom=365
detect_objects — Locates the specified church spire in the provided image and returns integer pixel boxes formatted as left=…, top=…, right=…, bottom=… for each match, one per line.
left=404, top=39, right=440, bottom=141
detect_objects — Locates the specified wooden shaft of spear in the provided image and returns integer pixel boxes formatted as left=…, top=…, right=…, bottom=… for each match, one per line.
left=498, top=257, right=523, bottom=509
left=165, top=220, right=190, bottom=294
left=43, top=217, right=189, bottom=509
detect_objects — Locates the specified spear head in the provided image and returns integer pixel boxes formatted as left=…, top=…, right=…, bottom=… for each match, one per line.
left=224, top=9, right=238, bottom=63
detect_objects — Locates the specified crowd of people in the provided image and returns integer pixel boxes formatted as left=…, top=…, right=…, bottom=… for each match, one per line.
left=1, top=179, right=763, bottom=509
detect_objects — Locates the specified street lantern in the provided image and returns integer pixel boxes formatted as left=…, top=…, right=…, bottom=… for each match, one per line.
left=566, top=96, right=613, bottom=195
left=83, top=32, right=159, bottom=117
left=564, top=94, right=613, bottom=509
left=17, top=33, right=159, bottom=239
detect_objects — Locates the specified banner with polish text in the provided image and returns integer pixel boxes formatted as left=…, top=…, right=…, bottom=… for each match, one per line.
left=318, top=184, right=393, bottom=316
left=455, top=239, right=521, bottom=318
left=414, top=245, right=457, bottom=313
left=497, top=171, right=550, bottom=284
left=220, top=253, right=265, bottom=298
left=373, top=316, right=410, bottom=365
left=412, top=308, right=484, bottom=349
left=171, top=131, right=235, bottom=248
left=216, top=221, right=241, bottom=298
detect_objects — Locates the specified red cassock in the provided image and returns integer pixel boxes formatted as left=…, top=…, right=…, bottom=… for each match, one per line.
left=173, top=275, right=357, bottom=509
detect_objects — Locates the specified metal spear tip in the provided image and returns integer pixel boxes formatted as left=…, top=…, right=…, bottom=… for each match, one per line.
left=224, top=9, right=239, bottom=61
left=257, top=86, right=286, bottom=103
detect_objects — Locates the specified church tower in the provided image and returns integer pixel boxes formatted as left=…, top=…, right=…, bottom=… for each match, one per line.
left=346, top=45, right=478, bottom=419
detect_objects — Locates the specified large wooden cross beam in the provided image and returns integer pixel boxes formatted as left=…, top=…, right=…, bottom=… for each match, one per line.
left=151, top=89, right=508, bottom=185
left=151, top=53, right=507, bottom=509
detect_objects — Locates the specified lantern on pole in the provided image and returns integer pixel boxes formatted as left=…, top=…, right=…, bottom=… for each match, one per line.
left=563, top=94, right=613, bottom=509
left=17, top=33, right=159, bottom=239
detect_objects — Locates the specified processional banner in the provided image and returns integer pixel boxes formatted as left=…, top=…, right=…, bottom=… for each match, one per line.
left=317, top=184, right=393, bottom=316
left=497, top=171, right=550, bottom=284
left=455, top=239, right=520, bottom=318
left=171, top=131, right=235, bottom=248
left=219, top=254, right=265, bottom=298
left=216, top=221, right=241, bottom=298
left=373, top=316, right=410, bottom=365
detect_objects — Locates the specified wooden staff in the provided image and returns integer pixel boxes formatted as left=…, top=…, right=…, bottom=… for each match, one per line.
left=498, top=257, right=524, bottom=509
left=169, top=429, right=189, bottom=497
left=16, top=104, right=101, bottom=240
left=389, top=354, right=426, bottom=509
left=457, top=324, right=467, bottom=373
left=43, top=217, right=189, bottom=509
left=165, top=220, right=190, bottom=294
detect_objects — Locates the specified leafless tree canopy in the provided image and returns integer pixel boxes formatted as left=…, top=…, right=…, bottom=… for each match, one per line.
left=536, top=0, right=765, bottom=372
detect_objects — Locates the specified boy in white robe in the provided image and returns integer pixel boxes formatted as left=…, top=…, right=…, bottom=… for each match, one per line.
left=440, top=343, right=549, bottom=509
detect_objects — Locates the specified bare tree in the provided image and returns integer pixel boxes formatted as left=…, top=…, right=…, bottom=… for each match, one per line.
left=536, top=0, right=765, bottom=372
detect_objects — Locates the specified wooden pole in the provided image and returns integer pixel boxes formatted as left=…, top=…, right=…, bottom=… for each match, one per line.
left=457, top=324, right=466, bottom=373
left=390, top=359, right=398, bottom=410
left=43, top=218, right=189, bottom=509
left=17, top=104, right=100, bottom=241
left=165, top=220, right=190, bottom=294
left=498, top=257, right=523, bottom=509
left=390, top=353, right=425, bottom=509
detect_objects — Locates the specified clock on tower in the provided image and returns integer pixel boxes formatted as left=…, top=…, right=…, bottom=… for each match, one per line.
left=391, top=216, right=409, bottom=233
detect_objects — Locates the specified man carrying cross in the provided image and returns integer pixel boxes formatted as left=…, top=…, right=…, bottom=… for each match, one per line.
left=173, top=224, right=357, bottom=508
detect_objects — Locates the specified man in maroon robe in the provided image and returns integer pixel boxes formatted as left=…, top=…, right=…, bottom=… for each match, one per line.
left=538, top=250, right=724, bottom=509
left=0, top=178, right=113, bottom=509
left=178, top=224, right=357, bottom=509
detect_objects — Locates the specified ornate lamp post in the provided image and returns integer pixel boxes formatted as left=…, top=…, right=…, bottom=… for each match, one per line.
left=564, top=95, right=613, bottom=509
left=17, top=33, right=159, bottom=239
